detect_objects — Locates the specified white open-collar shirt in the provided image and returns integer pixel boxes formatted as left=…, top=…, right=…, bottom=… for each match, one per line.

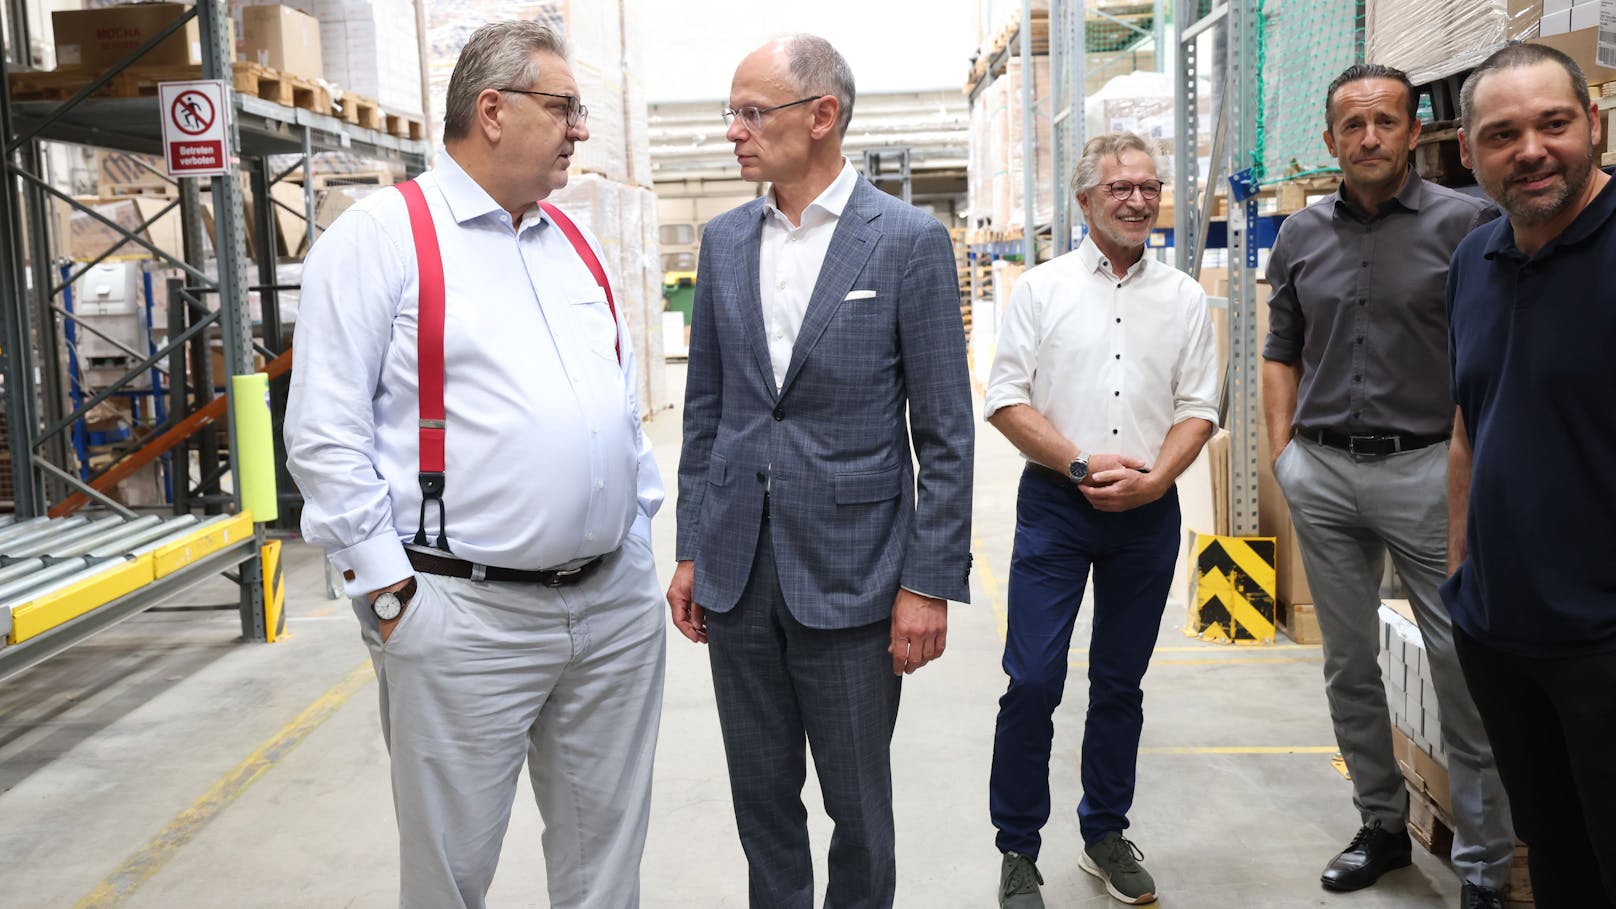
left=984, top=236, right=1220, bottom=466
left=285, top=151, right=662, bottom=596
left=759, top=158, right=858, bottom=390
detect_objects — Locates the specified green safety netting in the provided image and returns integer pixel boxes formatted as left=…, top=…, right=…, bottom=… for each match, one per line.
left=1255, top=0, right=1364, bottom=184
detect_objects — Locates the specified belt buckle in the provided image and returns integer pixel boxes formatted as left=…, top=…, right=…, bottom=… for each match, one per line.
left=543, top=565, right=583, bottom=588
left=1347, top=433, right=1378, bottom=455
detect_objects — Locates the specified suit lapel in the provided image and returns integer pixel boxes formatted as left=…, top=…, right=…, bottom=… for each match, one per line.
left=778, top=178, right=881, bottom=396
left=736, top=204, right=777, bottom=399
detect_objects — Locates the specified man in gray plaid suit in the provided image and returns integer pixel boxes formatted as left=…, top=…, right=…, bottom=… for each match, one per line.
left=665, top=34, right=974, bottom=909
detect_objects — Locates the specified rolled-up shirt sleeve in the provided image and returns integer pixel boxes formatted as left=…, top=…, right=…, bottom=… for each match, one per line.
left=983, top=274, right=1039, bottom=419
left=283, top=207, right=414, bottom=596
left=1174, top=283, right=1221, bottom=426
left=1262, top=226, right=1304, bottom=363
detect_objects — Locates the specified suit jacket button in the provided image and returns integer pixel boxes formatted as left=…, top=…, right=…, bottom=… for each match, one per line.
left=773, top=408, right=784, bottom=421
left=756, top=471, right=766, bottom=482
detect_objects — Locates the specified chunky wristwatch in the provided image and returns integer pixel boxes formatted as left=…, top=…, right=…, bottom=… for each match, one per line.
left=1067, top=453, right=1091, bottom=484
left=370, top=576, right=418, bottom=622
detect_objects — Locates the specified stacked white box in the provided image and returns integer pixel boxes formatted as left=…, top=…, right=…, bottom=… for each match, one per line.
left=621, top=0, right=653, bottom=187
left=638, top=187, right=666, bottom=413
left=314, top=0, right=424, bottom=116
left=1379, top=604, right=1447, bottom=765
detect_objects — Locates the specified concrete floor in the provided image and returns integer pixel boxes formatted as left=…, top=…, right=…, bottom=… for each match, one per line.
left=0, top=363, right=1465, bottom=908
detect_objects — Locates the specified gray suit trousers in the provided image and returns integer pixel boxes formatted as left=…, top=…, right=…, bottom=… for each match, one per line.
left=1275, top=437, right=1514, bottom=888
left=706, top=518, right=903, bottom=909
left=354, top=535, right=666, bottom=909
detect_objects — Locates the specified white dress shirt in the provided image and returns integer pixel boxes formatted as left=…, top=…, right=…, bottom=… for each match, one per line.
left=285, top=151, right=662, bottom=596
left=984, top=236, right=1220, bottom=465
left=759, top=158, right=858, bottom=390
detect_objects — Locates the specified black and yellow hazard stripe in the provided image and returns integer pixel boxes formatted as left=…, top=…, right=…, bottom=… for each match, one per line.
left=1185, top=532, right=1278, bottom=644
left=261, top=539, right=286, bottom=643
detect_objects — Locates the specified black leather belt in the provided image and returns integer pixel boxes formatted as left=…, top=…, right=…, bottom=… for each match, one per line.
left=406, top=549, right=605, bottom=588
left=1298, top=427, right=1448, bottom=457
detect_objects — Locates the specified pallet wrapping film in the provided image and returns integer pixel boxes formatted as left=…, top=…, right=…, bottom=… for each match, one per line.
left=309, top=0, right=424, bottom=115
left=1367, top=0, right=1542, bottom=85
left=968, top=89, right=993, bottom=224
left=1003, top=56, right=1053, bottom=231
left=425, top=0, right=631, bottom=183
left=638, top=187, right=667, bottom=412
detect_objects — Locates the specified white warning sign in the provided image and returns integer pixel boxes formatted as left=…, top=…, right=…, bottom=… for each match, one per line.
left=158, top=80, right=230, bottom=178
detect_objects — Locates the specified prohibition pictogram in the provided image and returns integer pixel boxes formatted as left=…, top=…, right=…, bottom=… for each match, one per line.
left=171, top=90, right=215, bottom=136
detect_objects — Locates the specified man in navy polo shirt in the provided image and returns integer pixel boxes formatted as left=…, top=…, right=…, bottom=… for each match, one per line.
left=1448, top=42, right=1616, bottom=904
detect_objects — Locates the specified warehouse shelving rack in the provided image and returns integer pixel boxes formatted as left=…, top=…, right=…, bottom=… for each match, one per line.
left=0, top=0, right=429, bottom=680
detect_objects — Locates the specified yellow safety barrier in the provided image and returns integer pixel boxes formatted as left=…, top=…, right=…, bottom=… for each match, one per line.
left=153, top=511, right=254, bottom=577
left=8, top=553, right=156, bottom=643
left=261, top=539, right=285, bottom=643
left=1184, top=531, right=1278, bottom=644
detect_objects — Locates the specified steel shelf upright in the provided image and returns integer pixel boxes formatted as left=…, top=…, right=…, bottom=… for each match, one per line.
left=1049, top=0, right=1086, bottom=255
left=1176, top=0, right=1262, bottom=535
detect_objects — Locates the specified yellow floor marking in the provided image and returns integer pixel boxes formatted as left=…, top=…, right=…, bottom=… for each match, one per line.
left=1069, top=655, right=1324, bottom=668
left=973, top=538, right=1010, bottom=642
left=73, top=660, right=376, bottom=909
left=1140, top=746, right=1340, bottom=755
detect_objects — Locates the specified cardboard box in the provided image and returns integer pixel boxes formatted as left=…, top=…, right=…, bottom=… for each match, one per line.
left=1532, top=24, right=1616, bottom=83
left=1571, top=0, right=1601, bottom=31
left=240, top=5, right=323, bottom=79
left=52, top=4, right=201, bottom=71
left=1541, top=9, right=1573, bottom=34
left=1392, top=725, right=1454, bottom=820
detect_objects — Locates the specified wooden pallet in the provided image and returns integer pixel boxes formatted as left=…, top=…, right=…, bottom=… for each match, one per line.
left=8, top=62, right=330, bottom=116
left=336, top=92, right=382, bottom=130
left=383, top=110, right=426, bottom=141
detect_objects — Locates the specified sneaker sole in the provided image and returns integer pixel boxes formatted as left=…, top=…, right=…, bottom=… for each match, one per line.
left=1078, top=850, right=1157, bottom=905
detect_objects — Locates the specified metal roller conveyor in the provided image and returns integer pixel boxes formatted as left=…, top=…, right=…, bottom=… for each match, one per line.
left=0, top=516, right=81, bottom=549
left=42, top=516, right=164, bottom=561
left=127, top=514, right=241, bottom=557
left=0, top=559, right=47, bottom=587
left=1, top=516, right=130, bottom=562
left=0, top=558, right=96, bottom=604
left=86, top=516, right=200, bottom=559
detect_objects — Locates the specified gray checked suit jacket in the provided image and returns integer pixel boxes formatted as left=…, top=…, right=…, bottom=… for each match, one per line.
left=675, top=175, right=974, bottom=629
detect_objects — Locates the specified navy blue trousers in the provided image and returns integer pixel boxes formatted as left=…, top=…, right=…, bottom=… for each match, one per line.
left=991, top=466, right=1180, bottom=856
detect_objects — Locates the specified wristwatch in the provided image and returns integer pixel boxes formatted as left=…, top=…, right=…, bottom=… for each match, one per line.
left=1067, top=453, right=1090, bottom=484
left=371, top=576, right=418, bottom=622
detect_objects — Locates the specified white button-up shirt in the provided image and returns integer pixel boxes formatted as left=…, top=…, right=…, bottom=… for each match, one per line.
left=285, top=151, right=662, bottom=596
left=759, top=159, right=858, bottom=390
left=984, top=236, right=1220, bottom=465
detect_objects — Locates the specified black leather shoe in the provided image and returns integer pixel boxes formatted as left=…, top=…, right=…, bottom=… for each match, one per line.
left=1461, top=882, right=1506, bottom=909
left=1320, top=820, right=1413, bottom=892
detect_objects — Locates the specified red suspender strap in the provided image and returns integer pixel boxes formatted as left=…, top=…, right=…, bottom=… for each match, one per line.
left=538, top=201, right=622, bottom=364
left=396, top=180, right=450, bottom=551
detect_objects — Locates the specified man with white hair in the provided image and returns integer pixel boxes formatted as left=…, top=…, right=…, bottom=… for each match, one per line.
left=286, top=21, right=665, bottom=909
left=984, top=131, right=1218, bottom=907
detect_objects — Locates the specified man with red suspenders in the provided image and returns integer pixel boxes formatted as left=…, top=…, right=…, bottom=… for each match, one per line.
left=285, top=21, right=665, bottom=909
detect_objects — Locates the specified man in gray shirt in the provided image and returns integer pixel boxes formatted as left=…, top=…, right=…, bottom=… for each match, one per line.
left=1262, top=64, right=1513, bottom=908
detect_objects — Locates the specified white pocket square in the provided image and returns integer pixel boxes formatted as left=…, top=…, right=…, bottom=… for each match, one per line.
left=844, top=290, right=878, bottom=301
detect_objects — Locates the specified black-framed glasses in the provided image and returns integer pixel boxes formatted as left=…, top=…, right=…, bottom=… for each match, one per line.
left=1103, top=180, right=1164, bottom=201
left=498, top=88, right=588, bottom=127
left=722, top=96, right=823, bottom=131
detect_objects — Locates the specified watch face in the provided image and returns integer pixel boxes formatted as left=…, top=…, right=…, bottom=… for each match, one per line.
left=372, top=592, right=403, bottom=621
left=1069, top=459, right=1088, bottom=481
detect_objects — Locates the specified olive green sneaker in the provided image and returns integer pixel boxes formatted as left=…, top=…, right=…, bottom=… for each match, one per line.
left=999, top=851, right=1046, bottom=908
left=1079, top=832, right=1157, bottom=905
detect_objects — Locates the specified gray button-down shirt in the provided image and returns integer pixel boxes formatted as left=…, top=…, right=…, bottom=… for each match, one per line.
left=1263, top=170, right=1495, bottom=435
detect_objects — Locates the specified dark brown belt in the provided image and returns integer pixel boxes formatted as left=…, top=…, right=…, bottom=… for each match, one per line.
left=406, top=549, right=606, bottom=588
left=1026, top=462, right=1079, bottom=489
left=1298, top=427, right=1448, bottom=457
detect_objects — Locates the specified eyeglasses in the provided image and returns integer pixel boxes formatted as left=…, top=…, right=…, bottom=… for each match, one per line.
left=722, top=96, right=823, bottom=131
left=498, top=88, right=588, bottom=127
left=1102, top=180, right=1164, bottom=201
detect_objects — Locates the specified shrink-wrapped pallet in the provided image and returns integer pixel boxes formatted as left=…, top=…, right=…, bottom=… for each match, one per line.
left=638, top=187, right=667, bottom=413
left=314, top=0, right=425, bottom=116
left=1366, top=0, right=1540, bottom=85
left=1003, top=56, right=1052, bottom=231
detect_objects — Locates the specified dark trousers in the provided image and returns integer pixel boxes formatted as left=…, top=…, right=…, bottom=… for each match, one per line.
left=1452, top=625, right=1616, bottom=907
left=706, top=518, right=903, bottom=909
left=991, top=466, right=1180, bottom=857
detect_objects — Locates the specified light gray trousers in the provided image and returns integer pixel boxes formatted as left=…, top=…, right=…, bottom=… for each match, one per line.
left=353, top=534, right=667, bottom=909
left=1275, top=437, right=1514, bottom=889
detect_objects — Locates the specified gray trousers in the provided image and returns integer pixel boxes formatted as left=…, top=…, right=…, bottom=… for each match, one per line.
left=705, top=519, right=903, bottom=909
left=1275, top=437, right=1514, bottom=888
left=353, top=535, right=667, bottom=909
